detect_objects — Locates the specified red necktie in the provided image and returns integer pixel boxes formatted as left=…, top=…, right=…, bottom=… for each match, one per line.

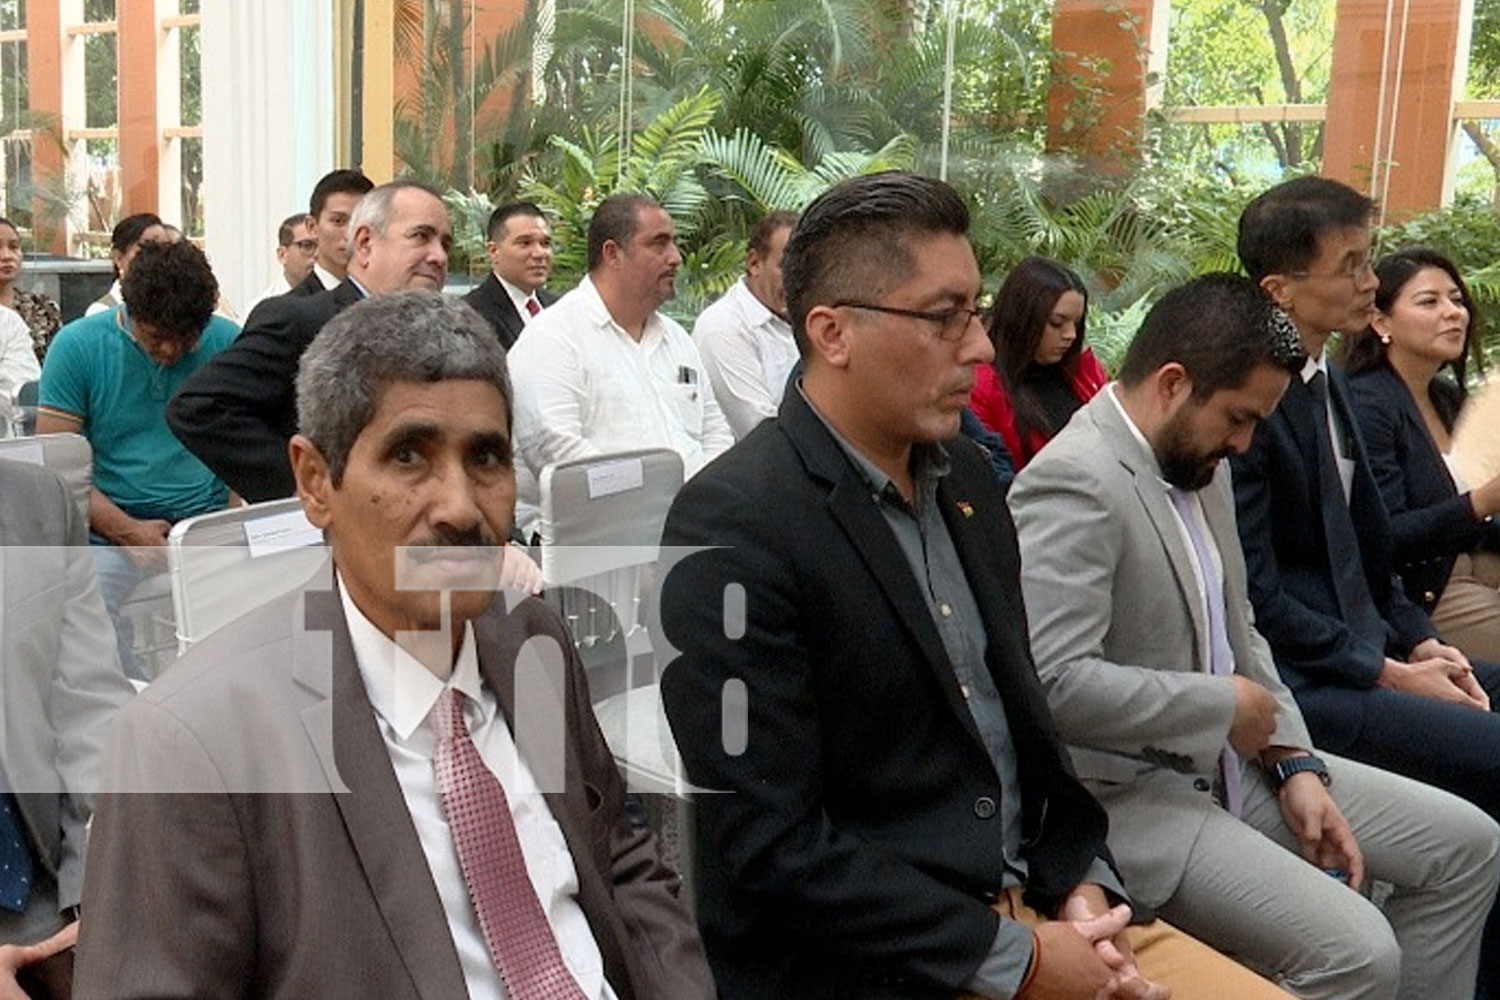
left=525, top=297, right=542, bottom=317
left=432, top=689, right=588, bottom=1000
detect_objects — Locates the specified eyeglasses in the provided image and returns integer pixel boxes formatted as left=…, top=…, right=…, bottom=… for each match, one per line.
left=290, top=239, right=318, bottom=254
left=1288, top=256, right=1375, bottom=283
left=833, top=300, right=984, bottom=341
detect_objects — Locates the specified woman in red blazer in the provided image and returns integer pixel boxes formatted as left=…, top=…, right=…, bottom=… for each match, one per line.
left=970, top=256, right=1107, bottom=469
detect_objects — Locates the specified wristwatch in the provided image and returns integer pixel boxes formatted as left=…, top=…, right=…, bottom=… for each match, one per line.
left=1270, top=754, right=1330, bottom=792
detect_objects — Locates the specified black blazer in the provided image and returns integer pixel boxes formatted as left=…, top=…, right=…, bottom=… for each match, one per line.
left=462, top=274, right=558, bottom=350
left=1230, top=367, right=1436, bottom=752
left=167, top=279, right=364, bottom=503
left=288, top=269, right=327, bottom=297
left=1347, top=363, right=1500, bottom=610
left=659, top=388, right=1114, bottom=1000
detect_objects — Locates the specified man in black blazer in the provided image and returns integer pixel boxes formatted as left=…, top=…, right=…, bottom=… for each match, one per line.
left=289, top=168, right=374, bottom=297
left=1232, top=176, right=1500, bottom=979
left=659, top=172, right=1289, bottom=1000
left=168, top=180, right=452, bottom=502
left=463, top=201, right=558, bottom=350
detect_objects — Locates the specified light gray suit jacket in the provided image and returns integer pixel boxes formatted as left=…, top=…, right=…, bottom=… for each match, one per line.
left=75, top=579, right=713, bottom=1000
left=0, top=459, right=132, bottom=942
left=1009, top=389, right=1311, bottom=911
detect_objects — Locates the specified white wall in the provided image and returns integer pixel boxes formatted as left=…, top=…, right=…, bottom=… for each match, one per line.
left=201, top=1, right=336, bottom=317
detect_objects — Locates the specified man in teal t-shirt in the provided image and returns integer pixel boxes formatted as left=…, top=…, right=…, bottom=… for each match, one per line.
left=38, top=239, right=238, bottom=679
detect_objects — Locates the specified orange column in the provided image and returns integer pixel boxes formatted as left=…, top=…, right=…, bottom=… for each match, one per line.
left=1323, top=0, right=1464, bottom=218
left=1047, top=0, right=1164, bottom=167
left=26, top=0, right=66, bottom=252
left=116, top=0, right=160, bottom=215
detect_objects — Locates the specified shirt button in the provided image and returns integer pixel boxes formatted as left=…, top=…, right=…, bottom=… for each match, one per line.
left=974, top=796, right=997, bottom=819
left=939, top=603, right=953, bottom=617
left=1423, top=591, right=1437, bottom=605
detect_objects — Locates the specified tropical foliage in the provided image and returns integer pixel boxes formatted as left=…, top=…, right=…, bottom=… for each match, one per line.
left=398, top=0, right=1500, bottom=361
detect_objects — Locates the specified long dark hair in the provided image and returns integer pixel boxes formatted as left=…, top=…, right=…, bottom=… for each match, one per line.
left=988, top=255, right=1089, bottom=440
left=1342, top=248, right=1477, bottom=409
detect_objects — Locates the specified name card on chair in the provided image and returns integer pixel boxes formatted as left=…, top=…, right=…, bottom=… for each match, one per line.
left=586, top=457, right=645, bottom=500
left=243, top=508, right=322, bottom=558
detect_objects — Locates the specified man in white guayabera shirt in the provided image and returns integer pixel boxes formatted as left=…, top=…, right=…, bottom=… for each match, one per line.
left=507, top=193, right=734, bottom=539
left=692, top=210, right=800, bottom=440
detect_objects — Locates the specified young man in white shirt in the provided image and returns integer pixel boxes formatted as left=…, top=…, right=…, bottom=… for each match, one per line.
left=692, top=210, right=799, bottom=439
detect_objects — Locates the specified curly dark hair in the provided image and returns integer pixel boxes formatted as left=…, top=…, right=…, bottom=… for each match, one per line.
left=121, top=238, right=218, bottom=340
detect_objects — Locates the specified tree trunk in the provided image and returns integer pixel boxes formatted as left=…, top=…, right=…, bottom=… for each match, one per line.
left=1260, top=0, right=1307, bottom=169
left=1462, top=120, right=1500, bottom=208
left=449, top=0, right=472, bottom=191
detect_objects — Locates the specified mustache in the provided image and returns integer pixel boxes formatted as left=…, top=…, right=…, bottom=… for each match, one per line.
left=403, top=526, right=503, bottom=561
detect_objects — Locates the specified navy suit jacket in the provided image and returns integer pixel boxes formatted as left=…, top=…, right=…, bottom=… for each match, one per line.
left=168, top=279, right=364, bottom=503
left=462, top=274, right=558, bottom=351
left=1347, top=363, right=1500, bottom=611
left=1230, top=366, right=1436, bottom=751
left=659, top=388, right=1115, bottom=1000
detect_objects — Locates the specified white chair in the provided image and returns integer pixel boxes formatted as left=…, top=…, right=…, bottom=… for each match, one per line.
left=167, top=498, right=330, bottom=653
left=537, top=448, right=685, bottom=794
left=0, top=432, right=91, bottom=523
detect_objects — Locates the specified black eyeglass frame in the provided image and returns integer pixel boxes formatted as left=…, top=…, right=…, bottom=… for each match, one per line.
left=832, top=299, right=985, bottom=341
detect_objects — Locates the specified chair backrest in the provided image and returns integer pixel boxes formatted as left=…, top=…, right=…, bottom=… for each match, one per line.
left=0, top=432, right=91, bottom=522
left=167, top=498, right=330, bottom=653
left=13, top=380, right=37, bottom=436
left=537, top=448, right=684, bottom=645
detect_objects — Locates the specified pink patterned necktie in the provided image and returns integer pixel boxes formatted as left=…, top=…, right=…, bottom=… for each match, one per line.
left=431, top=688, right=589, bottom=1000
left=525, top=297, right=542, bottom=317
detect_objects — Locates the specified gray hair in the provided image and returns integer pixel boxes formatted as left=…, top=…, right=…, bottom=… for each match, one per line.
left=344, top=178, right=444, bottom=255
left=296, top=291, right=511, bottom=485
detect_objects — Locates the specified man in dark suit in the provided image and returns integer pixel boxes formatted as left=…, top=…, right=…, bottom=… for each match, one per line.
left=289, top=168, right=374, bottom=296
left=168, top=179, right=453, bottom=503
left=1231, top=175, right=1500, bottom=984
left=463, top=201, right=558, bottom=349
left=659, top=172, right=1289, bottom=1000
left=76, top=292, right=713, bottom=1000
left=0, top=461, right=134, bottom=995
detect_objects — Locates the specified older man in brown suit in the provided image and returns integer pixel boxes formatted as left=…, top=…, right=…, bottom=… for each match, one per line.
left=75, top=292, right=712, bottom=1000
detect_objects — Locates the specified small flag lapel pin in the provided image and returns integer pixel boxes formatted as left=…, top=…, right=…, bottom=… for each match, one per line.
left=957, top=500, right=975, bottom=518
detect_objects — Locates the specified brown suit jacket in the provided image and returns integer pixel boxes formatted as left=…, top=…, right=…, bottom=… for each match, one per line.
left=74, top=581, right=712, bottom=1000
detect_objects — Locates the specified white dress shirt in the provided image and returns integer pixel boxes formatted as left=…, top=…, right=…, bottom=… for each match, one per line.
left=499, top=274, right=545, bottom=327
left=313, top=262, right=341, bottom=291
left=340, top=579, right=616, bottom=1000
left=692, top=277, right=798, bottom=439
left=508, top=274, right=735, bottom=531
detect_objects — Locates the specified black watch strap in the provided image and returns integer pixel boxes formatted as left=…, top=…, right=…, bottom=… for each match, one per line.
left=1271, top=754, right=1330, bottom=792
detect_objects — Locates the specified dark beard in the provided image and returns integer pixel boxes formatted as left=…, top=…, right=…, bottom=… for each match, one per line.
left=1155, top=415, right=1228, bottom=492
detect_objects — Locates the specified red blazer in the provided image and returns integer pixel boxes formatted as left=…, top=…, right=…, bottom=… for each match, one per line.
left=970, top=348, right=1108, bottom=469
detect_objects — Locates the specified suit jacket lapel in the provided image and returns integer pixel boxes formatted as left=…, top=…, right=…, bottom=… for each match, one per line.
left=297, top=586, right=471, bottom=1000
left=1089, top=395, right=1211, bottom=667
left=779, top=392, right=984, bottom=747
left=473, top=607, right=638, bottom=1000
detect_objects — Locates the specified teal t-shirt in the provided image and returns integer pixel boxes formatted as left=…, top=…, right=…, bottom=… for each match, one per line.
left=39, top=307, right=239, bottom=520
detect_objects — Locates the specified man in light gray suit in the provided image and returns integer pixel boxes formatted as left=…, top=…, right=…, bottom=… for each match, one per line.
left=0, top=459, right=133, bottom=995
left=1009, top=274, right=1500, bottom=1000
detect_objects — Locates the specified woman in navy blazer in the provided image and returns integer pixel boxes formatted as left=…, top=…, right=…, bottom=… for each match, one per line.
left=1345, top=247, right=1500, bottom=660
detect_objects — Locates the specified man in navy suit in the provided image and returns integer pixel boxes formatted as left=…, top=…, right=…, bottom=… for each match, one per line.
left=1232, top=175, right=1500, bottom=986
left=463, top=201, right=558, bottom=350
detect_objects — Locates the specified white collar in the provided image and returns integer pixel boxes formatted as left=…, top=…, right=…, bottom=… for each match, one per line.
left=338, top=572, right=488, bottom=741
left=1300, top=349, right=1329, bottom=385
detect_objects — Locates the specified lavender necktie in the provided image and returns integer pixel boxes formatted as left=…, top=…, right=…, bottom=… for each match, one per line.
left=1167, top=487, right=1244, bottom=816
left=432, top=688, right=589, bottom=1000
